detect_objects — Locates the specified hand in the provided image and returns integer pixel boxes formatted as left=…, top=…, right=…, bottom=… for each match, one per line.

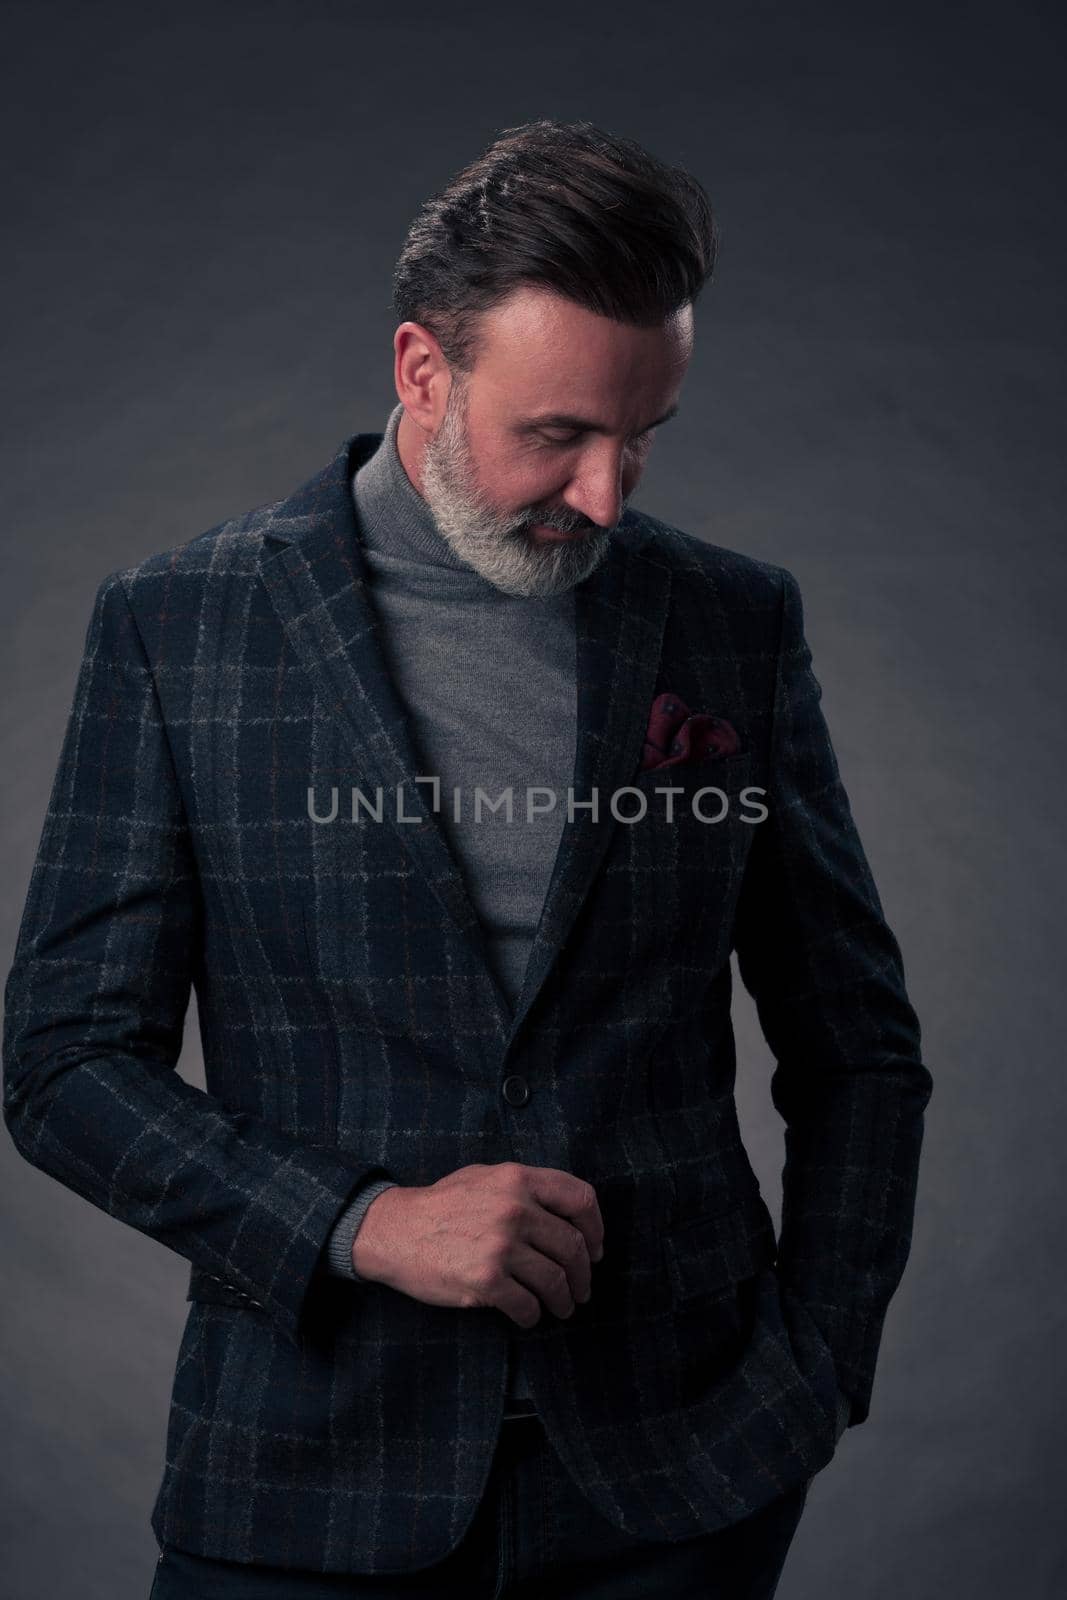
left=351, top=1161, right=605, bottom=1328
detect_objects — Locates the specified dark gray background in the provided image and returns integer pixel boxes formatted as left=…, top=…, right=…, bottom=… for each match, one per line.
left=2, top=2, right=1063, bottom=1595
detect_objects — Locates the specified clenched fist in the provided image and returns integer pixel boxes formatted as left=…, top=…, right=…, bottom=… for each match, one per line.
left=351, top=1161, right=605, bottom=1328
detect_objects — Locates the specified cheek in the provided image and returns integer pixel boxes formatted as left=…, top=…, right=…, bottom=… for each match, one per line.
left=502, top=457, right=565, bottom=512
left=623, top=460, right=645, bottom=493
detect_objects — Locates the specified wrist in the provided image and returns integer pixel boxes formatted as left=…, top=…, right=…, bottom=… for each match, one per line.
left=351, top=1183, right=403, bottom=1284
left=325, top=1178, right=397, bottom=1281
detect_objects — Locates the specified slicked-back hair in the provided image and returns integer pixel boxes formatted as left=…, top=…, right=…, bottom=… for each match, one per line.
left=392, top=118, right=717, bottom=373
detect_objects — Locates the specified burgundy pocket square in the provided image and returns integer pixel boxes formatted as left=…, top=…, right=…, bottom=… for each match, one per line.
left=640, top=693, right=740, bottom=773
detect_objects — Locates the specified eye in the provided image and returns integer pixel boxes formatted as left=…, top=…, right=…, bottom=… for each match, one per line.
left=539, top=427, right=657, bottom=447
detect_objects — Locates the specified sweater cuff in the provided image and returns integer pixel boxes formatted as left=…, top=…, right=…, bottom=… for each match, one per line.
left=324, top=1179, right=399, bottom=1280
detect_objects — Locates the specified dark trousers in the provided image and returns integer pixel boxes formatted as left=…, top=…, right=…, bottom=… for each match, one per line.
left=149, top=1414, right=812, bottom=1599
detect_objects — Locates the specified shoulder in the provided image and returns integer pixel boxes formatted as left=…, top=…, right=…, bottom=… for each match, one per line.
left=107, top=497, right=285, bottom=596
left=626, top=506, right=797, bottom=614
left=82, top=488, right=299, bottom=678
left=102, top=431, right=362, bottom=600
left=90, top=484, right=303, bottom=666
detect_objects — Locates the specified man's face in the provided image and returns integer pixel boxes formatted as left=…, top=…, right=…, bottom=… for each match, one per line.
left=413, top=285, right=694, bottom=599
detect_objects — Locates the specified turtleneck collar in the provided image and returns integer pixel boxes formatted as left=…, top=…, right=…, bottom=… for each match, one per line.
left=351, top=400, right=477, bottom=574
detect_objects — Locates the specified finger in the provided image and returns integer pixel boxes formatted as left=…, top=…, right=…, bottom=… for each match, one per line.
left=531, top=1169, right=605, bottom=1263
left=510, top=1238, right=585, bottom=1319
left=494, top=1274, right=544, bottom=1329
left=527, top=1216, right=598, bottom=1305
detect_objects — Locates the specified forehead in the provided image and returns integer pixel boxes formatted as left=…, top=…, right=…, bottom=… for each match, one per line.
left=473, top=284, right=693, bottom=402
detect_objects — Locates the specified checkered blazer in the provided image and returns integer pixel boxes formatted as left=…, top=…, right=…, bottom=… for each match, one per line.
left=2, top=429, right=932, bottom=1574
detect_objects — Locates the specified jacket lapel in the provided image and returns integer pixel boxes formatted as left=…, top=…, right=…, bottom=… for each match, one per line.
left=505, top=526, right=671, bottom=1051
left=257, top=432, right=672, bottom=1054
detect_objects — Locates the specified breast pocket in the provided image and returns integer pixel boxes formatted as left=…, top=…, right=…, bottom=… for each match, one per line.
left=632, top=749, right=762, bottom=855
left=613, top=752, right=763, bottom=970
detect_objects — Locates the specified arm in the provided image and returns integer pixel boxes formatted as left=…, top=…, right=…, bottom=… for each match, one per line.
left=2, top=573, right=390, bottom=1348
left=734, top=567, right=933, bottom=1429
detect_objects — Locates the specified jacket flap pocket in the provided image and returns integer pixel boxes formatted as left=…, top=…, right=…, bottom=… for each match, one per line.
left=664, top=1197, right=777, bottom=1301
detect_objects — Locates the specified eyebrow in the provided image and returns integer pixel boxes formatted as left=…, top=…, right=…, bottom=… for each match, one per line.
left=517, top=402, right=681, bottom=435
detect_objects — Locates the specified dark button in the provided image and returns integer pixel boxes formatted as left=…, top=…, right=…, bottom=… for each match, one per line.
left=502, top=1075, right=530, bottom=1106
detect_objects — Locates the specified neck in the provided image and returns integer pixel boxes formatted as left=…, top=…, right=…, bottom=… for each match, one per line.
left=396, top=404, right=430, bottom=499
left=351, top=401, right=472, bottom=571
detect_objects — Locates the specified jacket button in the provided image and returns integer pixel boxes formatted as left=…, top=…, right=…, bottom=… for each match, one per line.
left=502, top=1075, right=530, bottom=1106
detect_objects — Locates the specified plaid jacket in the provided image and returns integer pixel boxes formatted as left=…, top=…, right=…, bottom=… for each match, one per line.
left=2, top=430, right=932, bottom=1575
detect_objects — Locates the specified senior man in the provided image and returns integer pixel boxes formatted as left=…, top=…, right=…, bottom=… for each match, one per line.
left=4, top=117, right=931, bottom=1599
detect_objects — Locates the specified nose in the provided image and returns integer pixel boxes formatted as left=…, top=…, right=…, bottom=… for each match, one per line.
left=563, top=444, right=632, bottom=531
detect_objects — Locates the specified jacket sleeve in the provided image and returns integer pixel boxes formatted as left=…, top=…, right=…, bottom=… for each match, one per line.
left=733, top=566, right=933, bottom=1428
left=2, top=573, right=390, bottom=1348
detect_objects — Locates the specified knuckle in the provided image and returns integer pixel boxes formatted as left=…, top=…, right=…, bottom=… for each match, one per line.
left=565, top=1227, right=586, bottom=1261
left=471, top=1264, right=503, bottom=1297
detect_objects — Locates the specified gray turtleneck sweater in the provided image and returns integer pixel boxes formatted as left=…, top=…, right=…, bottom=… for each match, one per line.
left=320, top=401, right=577, bottom=1413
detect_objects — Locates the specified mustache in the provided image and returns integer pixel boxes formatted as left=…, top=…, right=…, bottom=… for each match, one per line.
left=526, top=512, right=611, bottom=536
